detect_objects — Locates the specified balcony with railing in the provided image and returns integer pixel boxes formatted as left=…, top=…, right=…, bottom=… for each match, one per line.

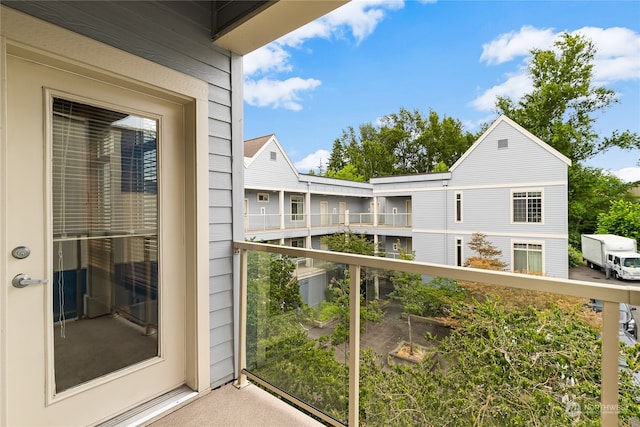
left=150, top=242, right=640, bottom=426
left=244, top=210, right=412, bottom=234
left=230, top=241, right=640, bottom=426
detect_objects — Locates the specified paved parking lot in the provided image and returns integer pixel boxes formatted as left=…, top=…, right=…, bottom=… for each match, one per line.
left=570, top=265, right=639, bottom=339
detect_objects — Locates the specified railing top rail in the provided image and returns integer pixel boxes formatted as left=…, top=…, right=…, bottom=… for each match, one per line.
left=234, top=241, right=640, bottom=305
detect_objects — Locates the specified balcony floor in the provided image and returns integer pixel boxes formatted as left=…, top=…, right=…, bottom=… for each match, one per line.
left=149, top=383, right=324, bottom=427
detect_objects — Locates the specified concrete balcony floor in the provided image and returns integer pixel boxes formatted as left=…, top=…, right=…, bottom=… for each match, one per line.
left=149, top=383, right=324, bottom=427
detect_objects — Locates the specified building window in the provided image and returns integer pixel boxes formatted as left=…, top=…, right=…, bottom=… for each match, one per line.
left=512, top=190, right=542, bottom=223
left=498, top=138, right=508, bottom=149
left=291, top=238, right=305, bottom=248
left=270, top=151, right=277, bottom=160
left=455, top=192, right=463, bottom=223
left=455, top=238, right=463, bottom=267
left=257, top=192, right=269, bottom=202
left=513, top=242, right=543, bottom=273
left=291, top=195, right=304, bottom=221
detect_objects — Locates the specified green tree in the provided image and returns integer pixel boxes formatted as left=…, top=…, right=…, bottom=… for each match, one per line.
left=326, top=163, right=366, bottom=182
left=321, top=229, right=381, bottom=255
left=389, top=242, right=464, bottom=317
left=326, top=108, right=476, bottom=181
left=267, top=255, right=303, bottom=315
left=596, top=199, right=640, bottom=245
left=359, top=298, right=640, bottom=426
left=321, top=230, right=385, bottom=345
left=495, top=33, right=640, bottom=243
left=568, top=167, right=635, bottom=244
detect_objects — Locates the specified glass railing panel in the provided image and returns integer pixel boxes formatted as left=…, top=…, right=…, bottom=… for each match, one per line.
left=378, top=212, right=411, bottom=227
left=245, top=250, right=349, bottom=424
left=244, top=213, right=280, bottom=231
left=358, top=271, right=640, bottom=426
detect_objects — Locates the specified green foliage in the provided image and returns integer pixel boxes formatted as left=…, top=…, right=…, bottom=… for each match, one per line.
left=568, top=245, right=584, bottom=268
left=326, top=163, right=366, bottom=182
left=359, top=298, right=640, bottom=426
left=568, top=165, right=636, bottom=246
left=496, top=33, right=629, bottom=164
left=314, top=300, right=341, bottom=322
left=267, top=255, right=303, bottom=315
left=494, top=32, right=640, bottom=244
left=325, top=109, right=475, bottom=181
left=252, top=325, right=349, bottom=420
left=323, top=271, right=384, bottom=346
left=391, top=276, right=465, bottom=317
left=321, top=229, right=381, bottom=255
left=596, top=200, right=640, bottom=245
left=389, top=243, right=465, bottom=317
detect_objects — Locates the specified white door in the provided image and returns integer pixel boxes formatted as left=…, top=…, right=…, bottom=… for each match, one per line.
left=5, top=54, right=186, bottom=425
left=339, top=202, right=346, bottom=224
left=320, top=201, right=329, bottom=225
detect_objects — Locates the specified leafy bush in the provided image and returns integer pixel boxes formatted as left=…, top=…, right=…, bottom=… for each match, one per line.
left=569, top=245, right=584, bottom=267
left=391, top=276, right=465, bottom=317
left=360, top=297, right=640, bottom=426
left=315, top=301, right=341, bottom=322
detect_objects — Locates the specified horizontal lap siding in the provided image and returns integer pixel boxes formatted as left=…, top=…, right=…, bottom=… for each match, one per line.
left=451, top=121, right=568, bottom=185
left=447, top=120, right=568, bottom=278
left=245, top=141, right=303, bottom=190
left=6, top=1, right=238, bottom=388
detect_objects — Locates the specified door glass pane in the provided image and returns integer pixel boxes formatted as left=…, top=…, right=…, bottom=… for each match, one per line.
left=52, top=98, right=159, bottom=392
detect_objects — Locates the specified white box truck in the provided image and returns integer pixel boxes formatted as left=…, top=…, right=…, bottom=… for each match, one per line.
left=581, top=234, right=640, bottom=281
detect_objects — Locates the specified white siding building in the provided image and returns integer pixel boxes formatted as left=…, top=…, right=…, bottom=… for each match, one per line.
left=245, top=115, right=571, bottom=279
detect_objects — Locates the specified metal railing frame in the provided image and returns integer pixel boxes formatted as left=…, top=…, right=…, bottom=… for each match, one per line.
left=233, top=241, right=640, bottom=426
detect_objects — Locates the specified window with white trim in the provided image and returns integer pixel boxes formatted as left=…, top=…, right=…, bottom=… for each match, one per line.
left=270, top=151, right=277, bottom=160
left=513, top=242, right=543, bottom=273
left=455, top=238, right=463, bottom=267
left=512, top=190, right=542, bottom=223
left=257, top=192, right=269, bottom=202
left=455, top=192, right=463, bottom=223
left=290, top=195, right=304, bottom=222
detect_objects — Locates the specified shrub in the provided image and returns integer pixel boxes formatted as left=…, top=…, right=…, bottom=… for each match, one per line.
left=568, top=245, right=584, bottom=267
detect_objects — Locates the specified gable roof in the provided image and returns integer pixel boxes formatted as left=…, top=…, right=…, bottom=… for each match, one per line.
left=244, top=134, right=273, bottom=158
left=449, top=115, right=572, bottom=172
left=244, top=134, right=299, bottom=178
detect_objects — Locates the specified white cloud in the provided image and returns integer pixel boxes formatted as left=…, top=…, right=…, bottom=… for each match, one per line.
left=243, top=0, right=404, bottom=110
left=473, top=26, right=640, bottom=113
left=612, top=167, right=640, bottom=183
left=480, top=26, right=556, bottom=65
left=294, top=149, right=331, bottom=172
left=576, top=27, right=640, bottom=82
left=243, top=44, right=292, bottom=76
left=470, top=73, right=531, bottom=111
left=244, top=78, right=321, bottom=111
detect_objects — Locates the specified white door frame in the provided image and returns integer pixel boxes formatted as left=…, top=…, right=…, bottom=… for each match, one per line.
left=1, top=7, right=210, bottom=425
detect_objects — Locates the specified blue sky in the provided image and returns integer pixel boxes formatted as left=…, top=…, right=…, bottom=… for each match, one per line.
left=243, top=0, right=640, bottom=181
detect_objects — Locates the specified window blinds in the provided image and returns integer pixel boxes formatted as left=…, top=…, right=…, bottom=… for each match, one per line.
left=52, top=97, right=158, bottom=240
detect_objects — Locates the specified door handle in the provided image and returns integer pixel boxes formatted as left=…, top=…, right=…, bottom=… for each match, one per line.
left=12, top=273, right=48, bottom=288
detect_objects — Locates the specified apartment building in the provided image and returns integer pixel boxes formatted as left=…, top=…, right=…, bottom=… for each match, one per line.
left=245, top=115, right=571, bottom=279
